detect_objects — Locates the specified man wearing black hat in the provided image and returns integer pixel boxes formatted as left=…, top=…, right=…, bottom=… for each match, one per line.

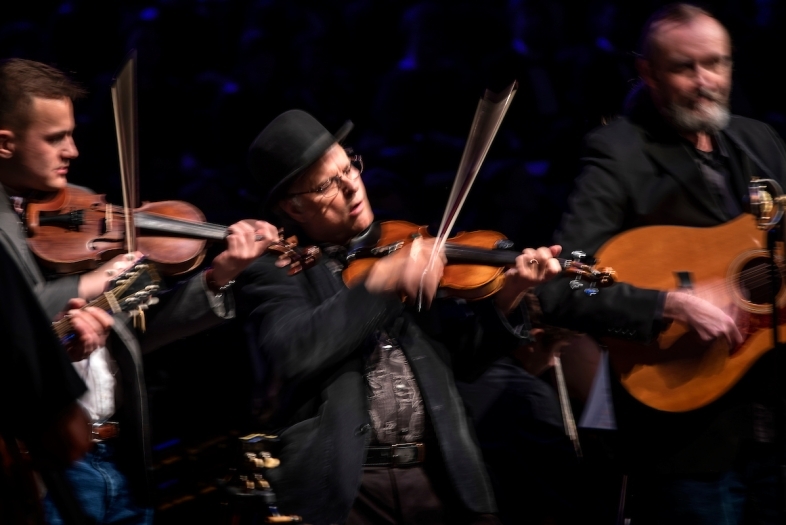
left=238, top=109, right=563, bottom=524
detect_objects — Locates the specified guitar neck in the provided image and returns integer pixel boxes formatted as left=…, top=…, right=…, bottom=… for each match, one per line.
left=52, top=293, right=115, bottom=342
left=134, top=212, right=228, bottom=241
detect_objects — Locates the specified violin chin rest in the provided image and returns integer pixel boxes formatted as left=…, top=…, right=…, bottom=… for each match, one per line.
left=347, top=222, right=382, bottom=252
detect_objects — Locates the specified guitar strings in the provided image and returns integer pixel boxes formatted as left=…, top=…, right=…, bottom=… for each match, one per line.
left=680, top=264, right=783, bottom=301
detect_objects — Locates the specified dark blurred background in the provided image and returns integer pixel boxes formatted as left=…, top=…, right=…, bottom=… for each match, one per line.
left=3, top=0, right=784, bottom=521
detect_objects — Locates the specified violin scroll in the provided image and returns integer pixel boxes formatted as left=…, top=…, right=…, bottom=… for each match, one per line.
left=562, top=250, right=616, bottom=296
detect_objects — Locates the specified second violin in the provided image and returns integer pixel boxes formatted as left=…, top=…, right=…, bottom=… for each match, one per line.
left=26, top=186, right=321, bottom=277
left=342, top=221, right=616, bottom=300
left=25, top=186, right=221, bottom=275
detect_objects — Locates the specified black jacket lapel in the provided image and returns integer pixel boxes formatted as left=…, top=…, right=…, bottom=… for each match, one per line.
left=643, top=138, right=728, bottom=223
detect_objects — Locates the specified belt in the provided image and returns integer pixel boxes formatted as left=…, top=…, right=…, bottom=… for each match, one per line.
left=364, top=443, right=425, bottom=467
left=91, top=421, right=119, bottom=442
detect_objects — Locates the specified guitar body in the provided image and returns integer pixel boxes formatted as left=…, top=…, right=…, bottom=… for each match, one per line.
left=598, top=214, right=786, bottom=412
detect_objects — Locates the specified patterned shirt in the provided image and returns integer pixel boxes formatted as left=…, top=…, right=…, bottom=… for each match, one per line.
left=321, top=243, right=428, bottom=444
left=365, top=331, right=427, bottom=445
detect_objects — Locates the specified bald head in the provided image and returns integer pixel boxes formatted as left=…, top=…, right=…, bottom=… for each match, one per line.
left=639, top=4, right=730, bottom=65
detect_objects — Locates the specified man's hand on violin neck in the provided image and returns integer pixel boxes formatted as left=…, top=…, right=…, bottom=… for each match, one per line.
left=495, top=245, right=562, bottom=315
left=78, top=251, right=146, bottom=301
left=210, top=220, right=279, bottom=286
left=364, top=237, right=446, bottom=308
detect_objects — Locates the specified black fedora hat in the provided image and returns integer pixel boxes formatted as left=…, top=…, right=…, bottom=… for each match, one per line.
left=248, top=109, right=353, bottom=211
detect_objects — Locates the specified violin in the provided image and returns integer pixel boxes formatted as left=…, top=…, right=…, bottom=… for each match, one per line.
left=342, top=221, right=615, bottom=300
left=25, top=186, right=319, bottom=276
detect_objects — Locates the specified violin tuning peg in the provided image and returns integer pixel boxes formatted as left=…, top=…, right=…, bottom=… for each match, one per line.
left=287, top=262, right=302, bottom=276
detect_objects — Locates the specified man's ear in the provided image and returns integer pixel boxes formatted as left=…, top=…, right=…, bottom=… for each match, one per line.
left=636, top=57, right=656, bottom=90
left=0, top=129, right=16, bottom=159
left=529, top=327, right=545, bottom=346
left=279, top=198, right=306, bottom=224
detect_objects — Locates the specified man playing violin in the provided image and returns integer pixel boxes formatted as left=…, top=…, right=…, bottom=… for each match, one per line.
left=536, top=4, right=786, bottom=523
left=0, top=58, right=279, bottom=525
left=237, top=109, right=562, bottom=525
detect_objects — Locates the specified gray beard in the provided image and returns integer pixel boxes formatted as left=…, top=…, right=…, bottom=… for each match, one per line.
left=664, top=99, right=731, bottom=134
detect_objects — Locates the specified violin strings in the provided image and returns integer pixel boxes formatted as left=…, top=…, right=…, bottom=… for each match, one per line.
left=106, top=204, right=229, bottom=235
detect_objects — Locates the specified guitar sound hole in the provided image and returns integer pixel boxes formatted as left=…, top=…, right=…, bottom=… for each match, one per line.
left=738, top=257, right=782, bottom=305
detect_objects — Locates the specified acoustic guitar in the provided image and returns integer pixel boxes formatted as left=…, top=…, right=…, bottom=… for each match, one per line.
left=597, top=213, right=785, bottom=412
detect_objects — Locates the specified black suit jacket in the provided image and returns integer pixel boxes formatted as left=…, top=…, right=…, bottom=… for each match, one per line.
left=536, top=94, right=786, bottom=474
left=237, top=247, right=532, bottom=524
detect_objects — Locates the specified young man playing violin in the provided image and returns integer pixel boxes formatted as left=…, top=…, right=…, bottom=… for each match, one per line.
left=236, top=109, right=562, bottom=525
left=0, top=58, right=279, bottom=525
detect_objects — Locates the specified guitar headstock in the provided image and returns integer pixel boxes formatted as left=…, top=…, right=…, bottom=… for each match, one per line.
left=53, top=257, right=162, bottom=342
left=216, top=433, right=304, bottom=522
left=104, top=258, right=162, bottom=314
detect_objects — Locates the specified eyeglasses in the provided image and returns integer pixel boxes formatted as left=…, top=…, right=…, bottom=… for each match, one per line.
left=287, top=152, right=364, bottom=199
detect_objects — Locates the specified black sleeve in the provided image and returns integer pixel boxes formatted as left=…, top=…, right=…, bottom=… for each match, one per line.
left=0, top=248, right=86, bottom=443
left=535, top=129, right=663, bottom=341
left=411, top=295, right=536, bottom=382
left=238, top=254, right=404, bottom=386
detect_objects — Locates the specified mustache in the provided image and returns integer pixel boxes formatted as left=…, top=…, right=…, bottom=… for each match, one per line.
left=695, top=87, right=724, bottom=104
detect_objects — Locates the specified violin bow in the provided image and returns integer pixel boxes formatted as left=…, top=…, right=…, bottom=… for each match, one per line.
left=110, top=49, right=140, bottom=254
left=418, top=80, right=518, bottom=309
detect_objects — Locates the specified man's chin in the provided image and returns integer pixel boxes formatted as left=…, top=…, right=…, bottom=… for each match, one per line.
left=353, top=209, right=374, bottom=232
left=668, top=102, right=730, bottom=134
left=43, top=179, right=68, bottom=192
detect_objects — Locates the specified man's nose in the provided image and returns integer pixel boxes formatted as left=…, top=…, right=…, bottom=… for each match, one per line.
left=694, top=65, right=713, bottom=88
left=63, top=137, right=79, bottom=158
left=340, top=172, right=360, bottom=194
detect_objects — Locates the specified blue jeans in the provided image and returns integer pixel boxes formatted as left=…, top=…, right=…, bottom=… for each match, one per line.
left=43, top=442, right=153, bottom=525
left=629, top=443, right=782, bottom=525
